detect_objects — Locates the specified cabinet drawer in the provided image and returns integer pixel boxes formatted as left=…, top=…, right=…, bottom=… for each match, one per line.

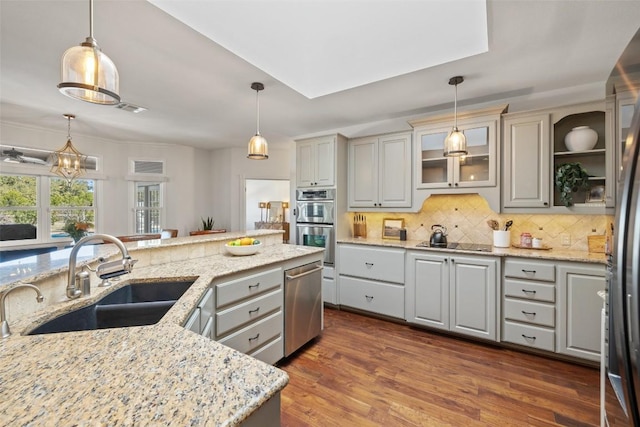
left=216, top=289, right=282, bottom=336
left=216, top=267, right=282, bottom=308
left=339, top=245, right=404, bottom=284
left=503, top=320, right=555, bottom=352
left=504, top=298, right=555, bottom=327
left=504, top=259, right=555, bottom=282
left=219, top=311, right=282, bottom=355
left=339, top=276, right=404, bottom=319
left=249, top=336, right=283, bottom=365
left=504, top=279, right=555, bottom=302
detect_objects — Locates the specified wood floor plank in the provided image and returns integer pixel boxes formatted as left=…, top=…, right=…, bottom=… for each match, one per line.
left=279, top=308, right=599, bottom=426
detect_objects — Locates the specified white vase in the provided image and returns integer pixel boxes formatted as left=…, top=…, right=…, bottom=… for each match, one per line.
left=564, top=126, right=598, bottom=151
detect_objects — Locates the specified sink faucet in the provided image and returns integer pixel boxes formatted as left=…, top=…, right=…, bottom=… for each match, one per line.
left=67, top=234, right=137, bottom=299
left=1, top=284, right=44, bottom=339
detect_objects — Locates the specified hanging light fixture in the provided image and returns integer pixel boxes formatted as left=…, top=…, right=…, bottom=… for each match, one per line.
left=444, top=76, right=468, bottom=157
left=51, top=114, right=87, bottom=184
left=247, top=82, right=269, bottom=160
left=57, top=0, right=120, bottom=105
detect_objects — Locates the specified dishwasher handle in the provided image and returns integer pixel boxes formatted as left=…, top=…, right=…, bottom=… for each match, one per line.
left=285, top=264, right=323, bottom=281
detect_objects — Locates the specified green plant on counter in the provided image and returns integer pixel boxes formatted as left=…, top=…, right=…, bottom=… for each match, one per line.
left=555, top=162, right=590, bottom=207
left=201, top=217, right=215, bottom=230
left=63, top=219, right=93, bottom=243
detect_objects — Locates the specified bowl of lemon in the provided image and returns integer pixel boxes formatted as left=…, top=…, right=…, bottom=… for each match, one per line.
left=225, top=237, right=262, bottom=256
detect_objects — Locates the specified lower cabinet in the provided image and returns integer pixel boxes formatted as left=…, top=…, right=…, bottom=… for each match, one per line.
left=337, top=244, right=405, bottom=319
left=406, top=251, right=499, bottom=341
left=556, top=262, right=606, bottom=362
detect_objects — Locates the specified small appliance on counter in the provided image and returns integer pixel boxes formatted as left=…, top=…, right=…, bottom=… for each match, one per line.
left=429, top=225, right=448, bottom=247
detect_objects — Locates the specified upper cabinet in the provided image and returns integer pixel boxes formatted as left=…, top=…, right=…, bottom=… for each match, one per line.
left=296, top=135, right=336, bottom=188
left=502, top=113, right=551, bottom=208
left=348, top=132, right=412, bottom=209
left=410, top=105, right=506, bottom=191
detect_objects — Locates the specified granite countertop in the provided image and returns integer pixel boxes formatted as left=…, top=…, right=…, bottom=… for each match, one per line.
left=0, top=238, right=324, bottom=426
left=337, top=237, right=607, bottom=264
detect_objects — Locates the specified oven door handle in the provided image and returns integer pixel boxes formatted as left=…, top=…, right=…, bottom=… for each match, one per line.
left=286, top=265, right=323, bottom=281
left=296, top=223, right=334, bottom=228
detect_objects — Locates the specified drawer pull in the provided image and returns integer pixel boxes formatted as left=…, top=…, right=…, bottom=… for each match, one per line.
left=365, top=295, right=374, bottom=302
left=521, top=269, right=537, bottom=274
left=521, top=334, right=536, bottom=341
left=248, top=282, right=260, bottom=290
left=365, top=262, right=374, bottom=267
left=521, top=310, right=537, bottom=316
left=249, top=307, right=261, bottom=314
left=522, top=289, right=537, bottom=295
left=248, top=333, right=260, bottom=342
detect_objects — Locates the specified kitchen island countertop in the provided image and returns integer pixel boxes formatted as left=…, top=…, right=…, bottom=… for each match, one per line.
left=0, top=235, right=323, bottom=426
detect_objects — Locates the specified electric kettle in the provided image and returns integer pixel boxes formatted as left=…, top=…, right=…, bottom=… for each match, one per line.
left=429, top=225, right=448, bottom=247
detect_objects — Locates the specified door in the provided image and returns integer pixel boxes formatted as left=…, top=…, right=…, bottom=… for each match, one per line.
left=348, top=137, right=378, bottom=208
left=314, top=137, right=335, bottom=187
left=450, top=256, right=497, bottom=340
left=378, top=133, right=412, bottom=208
left=296, top=224, right=334, bottom=265
left=296, top=141, right=315, bottom=187
left=406, top=252, right=449, bottom=331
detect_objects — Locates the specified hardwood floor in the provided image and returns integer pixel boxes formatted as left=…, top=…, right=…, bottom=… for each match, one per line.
left=278, top=307, right=600, bottom=427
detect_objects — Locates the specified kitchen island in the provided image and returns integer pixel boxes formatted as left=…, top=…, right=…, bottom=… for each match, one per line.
left=0, top=231, right=323, bottom=426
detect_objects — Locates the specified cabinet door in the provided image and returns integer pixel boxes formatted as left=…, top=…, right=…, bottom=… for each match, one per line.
left=450, top=256, right=497, bottom=341
left=348, top=137, right=378, bottom=208
left=378, top=133, right=412, bottom=208
left=556, top=263, right=605, bottom=361
left=454, top=122, right=497, bottom=188
left=415, top=127, right=452, bottom=188
left=314, top=137, right=335, bottom=187
left=296, top=141, right=316, bottom=187
left=405, top=252, right=449, bottom=331
left=502, top=113, right=550, bottom=208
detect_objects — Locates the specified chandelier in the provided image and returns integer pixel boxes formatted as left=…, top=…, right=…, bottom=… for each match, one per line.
left=51, top=114, right=87, bottom=184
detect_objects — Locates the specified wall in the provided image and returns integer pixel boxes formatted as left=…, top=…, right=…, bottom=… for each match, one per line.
left=0, top=121, right=212, bottom=240
left=210, top=144, right=292, bottom=232
left=351, top=194, right=612, bottom=252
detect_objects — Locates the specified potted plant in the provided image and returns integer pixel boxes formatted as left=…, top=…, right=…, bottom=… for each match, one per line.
left=63, top=219, right=93, bottom=243
left=555, top=162, right=590, bottom=207
left=201, top=217, right=215, bottom=231
left=189, top=217, right=226, bottom=236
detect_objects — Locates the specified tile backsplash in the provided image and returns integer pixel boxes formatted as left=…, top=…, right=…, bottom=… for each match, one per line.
left=351, top=194, right=612, bottom=252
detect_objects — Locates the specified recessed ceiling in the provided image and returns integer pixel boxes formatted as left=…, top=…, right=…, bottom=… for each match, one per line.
left=148, top=0, right=489, bottom=99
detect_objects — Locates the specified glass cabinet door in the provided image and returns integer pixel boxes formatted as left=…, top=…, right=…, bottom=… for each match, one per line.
left=418, top=130, right=450, bottom=187
left=455, top=126, right=491, bottom=186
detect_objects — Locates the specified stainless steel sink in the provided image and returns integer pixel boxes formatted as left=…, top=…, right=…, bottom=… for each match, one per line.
left=28, top=280, right=195, bottom=335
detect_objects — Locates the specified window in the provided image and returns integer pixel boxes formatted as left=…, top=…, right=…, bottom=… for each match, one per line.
left=134, top=182, right=163, bottom=233
left=0, top=174, right=96, bottom=244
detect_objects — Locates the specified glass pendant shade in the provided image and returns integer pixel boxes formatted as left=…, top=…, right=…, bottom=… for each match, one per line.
left=444, top=127, right=467, bottom=156
left=58, top=39, right=120, bottom=105
left=248, top=134, right=268, bottom=160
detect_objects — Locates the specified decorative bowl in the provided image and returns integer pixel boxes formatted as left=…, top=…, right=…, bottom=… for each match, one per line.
left=564, top=126, right=598, bottom=151
left=225, top=242, right=262, bottom=256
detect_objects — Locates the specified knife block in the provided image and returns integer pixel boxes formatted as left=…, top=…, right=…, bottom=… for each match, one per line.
left=354, top=222, right=367, bottom=238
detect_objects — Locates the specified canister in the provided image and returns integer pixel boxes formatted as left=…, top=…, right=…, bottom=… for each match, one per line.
left=520, top=232, right=532, bottom=248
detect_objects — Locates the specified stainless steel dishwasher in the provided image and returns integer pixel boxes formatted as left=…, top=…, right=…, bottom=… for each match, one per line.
left=284, top=262, right=323, bottom=357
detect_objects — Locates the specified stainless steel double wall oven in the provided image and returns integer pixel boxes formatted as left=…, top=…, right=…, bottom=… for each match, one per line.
left=295, top=188, right=335, bottom=265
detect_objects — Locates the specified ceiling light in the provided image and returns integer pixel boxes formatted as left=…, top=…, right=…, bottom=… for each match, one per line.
left=444, top=76, right=468, bottom=157
left=57, top=0, right=120, bottom=105
left=51, top=114, right=87, bottom=184
left=247, top=82, right=268, bottom=160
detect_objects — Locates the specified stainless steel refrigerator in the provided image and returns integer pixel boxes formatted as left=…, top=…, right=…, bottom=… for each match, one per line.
left=605, top=27, right=640, bottom=426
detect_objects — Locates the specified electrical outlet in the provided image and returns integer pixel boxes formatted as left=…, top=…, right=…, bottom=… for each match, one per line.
left=561, top=234, right=571, bottom=246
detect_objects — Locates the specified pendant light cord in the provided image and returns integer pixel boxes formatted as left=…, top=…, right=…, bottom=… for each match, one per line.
left=89, top=0, right=94, bottom=40
left=67, top=116, right=72, bottom=140
left=255, top=89, right=260, bottom=135
left=454, top=82, right=458, bottom=129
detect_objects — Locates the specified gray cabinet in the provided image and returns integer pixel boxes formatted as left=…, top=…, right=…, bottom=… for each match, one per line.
left=406, top=251, right=498, bottom=341
left=348, top=132, right=412, bottom=209
left=337, top=244, right=405, bottom=319
left=502, top=112, right=550, bottom=208
left=556, top=262, right=605, bottom=362
left=296, top=135, right=336, bottom=188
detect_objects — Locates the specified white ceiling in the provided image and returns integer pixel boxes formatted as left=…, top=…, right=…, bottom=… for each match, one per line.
left=1, top=0, right=639, bottom=151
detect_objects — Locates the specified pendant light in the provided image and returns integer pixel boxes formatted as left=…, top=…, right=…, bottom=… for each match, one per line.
left=51, top=114, right=87, bottom=184
left=444, top=76, right=468, bottom=157
left=247, top=82, right=269, bottom=160
left=57, top=0, right=120, bottom=105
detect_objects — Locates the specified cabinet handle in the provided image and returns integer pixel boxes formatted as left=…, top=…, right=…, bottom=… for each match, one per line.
left=248, top=334, right=260, bottom=342
left=365, top=295, right=374, bottom=302
left=521, top=269, right=537, bottom=274
left=365, top=262, right=374, bottom=267
left=521, top=310, right=537, bottom=316
left=543, top=202, right=548, bottom=206
left=454, top=183, right=459, bottom=187
left=521, top=334, right=536, bottom=341
left=451, top=259, right=455, bottom=263
left=249, top=307, right=261, bottom=314
left=248, top=282, right=260, bottom=290
left=522, top=289, right=537, bottom=295
left=448, top=183, right=452, bottom=187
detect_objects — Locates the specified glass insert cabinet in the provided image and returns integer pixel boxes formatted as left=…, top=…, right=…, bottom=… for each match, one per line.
left=410, top=105, right=505, bottom=190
